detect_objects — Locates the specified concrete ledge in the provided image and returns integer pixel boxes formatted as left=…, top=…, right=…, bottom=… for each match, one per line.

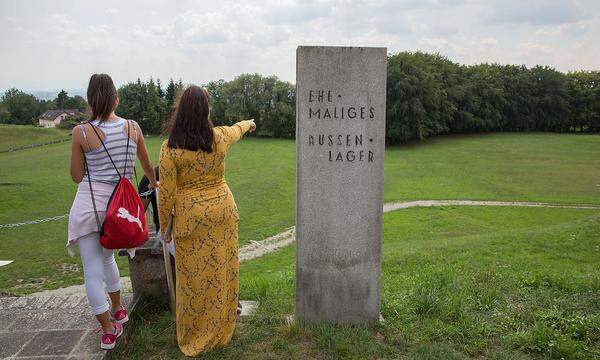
left=238, top=300, right=258, bottom=319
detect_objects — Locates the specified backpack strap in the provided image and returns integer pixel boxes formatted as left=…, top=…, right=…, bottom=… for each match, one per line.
left=123, top=120, right=132, bottom=178
left=125, top=120, right=140, bottom=184
left=84, top=154, right=103, bottom=235
left=88, top=122, right=122, bottom=178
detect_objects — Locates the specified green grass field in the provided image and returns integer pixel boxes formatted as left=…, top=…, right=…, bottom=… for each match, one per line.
left=0, top=132, right=295, bottom=294
left=115, top=206, right=600, bottom=359
left=1, top=127, right=599, bottom=294
left=384, top=133, right=600, bottom=205
left=1, top=125, right=599, bottom=358
left=0, top=124, right=69, bottom=151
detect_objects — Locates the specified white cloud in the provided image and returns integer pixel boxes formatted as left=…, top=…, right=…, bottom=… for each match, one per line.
left=534, top=20, right=590, bottom=37
left=263, top=1, right=332, bottom=25
left=481, top=38, right=498, bottom=46
left=485, top=0, right=589, bottom=26
left=521, top=42, right=554, bottom=55
left=0, top=0, right=599, bottom=90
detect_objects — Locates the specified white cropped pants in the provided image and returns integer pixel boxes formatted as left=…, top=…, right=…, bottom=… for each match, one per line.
left=78, top=232, right=121, bottom=315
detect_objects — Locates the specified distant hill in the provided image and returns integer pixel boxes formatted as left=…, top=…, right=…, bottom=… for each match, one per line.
left=29, top=89, right=86, bottom=101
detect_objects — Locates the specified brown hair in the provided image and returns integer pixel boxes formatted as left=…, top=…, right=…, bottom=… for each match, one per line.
left=167, top=85, right=214, bottom=153
left=86, top=74, right=118, bottom=122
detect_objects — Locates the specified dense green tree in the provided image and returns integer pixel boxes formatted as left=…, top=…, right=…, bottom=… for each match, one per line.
left=55, top=90, right=69, bottom=109
left=206, top=74, right=295, bottom=137
left=0, top=102, right=10, bottom=123
left=386, top=52, right=447, bottom=141
left=58, top=113, right=87, bottom=129
left=567, top=71, right=600, bottom=132
left=383, top=52, right=589, bottom=143
left=117, top=79, right=146, bottom=130
left=49, top=91, right=86, bottom=112
left=117, top=78, right=167, bottom=134
left=1, top=88, right=42, bottom=125
left=529, top=66, right=571, bottom=132
left=205, top=79, right=229, bottom=124
left=460, top=64, right=507, bottom=132
left=64, top=95, right=87, bottom=111
left=157, top=78, right=164, bottom=98
left=164, top=79, right=184, bottom=112
left=165, top=79, right=177, bottom=109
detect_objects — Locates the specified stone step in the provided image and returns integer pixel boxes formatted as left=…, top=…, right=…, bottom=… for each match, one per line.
left=238, top=300, right=258, bottom=318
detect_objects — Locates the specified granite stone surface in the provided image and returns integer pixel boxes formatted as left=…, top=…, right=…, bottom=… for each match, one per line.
left=295, top=46, right=387, bottom=324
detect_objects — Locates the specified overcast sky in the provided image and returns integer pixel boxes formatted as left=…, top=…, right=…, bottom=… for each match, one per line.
left=1, top=0, right=598, bottom=91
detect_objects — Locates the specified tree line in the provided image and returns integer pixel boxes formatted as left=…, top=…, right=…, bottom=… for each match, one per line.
left=386, top=52, right=599, bottom=143
left=0, top=89, right=87, bottom=126
left=114, top=75, right=295, bottom=137
left=1, top=51, right=598, bottom=143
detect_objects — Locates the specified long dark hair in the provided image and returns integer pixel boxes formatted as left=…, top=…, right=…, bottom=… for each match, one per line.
left=168, top=85, right=214, bottom=152
left=87, top=74, right=118, bottom=122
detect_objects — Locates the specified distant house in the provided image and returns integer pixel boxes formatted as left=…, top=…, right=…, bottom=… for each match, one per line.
left=38, top=109, right=80, bottom=128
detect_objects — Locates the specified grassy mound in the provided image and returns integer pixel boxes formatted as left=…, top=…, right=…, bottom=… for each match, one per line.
left=0, top=124, right=70, bottom=151
left=114, top=206, right=600, bottom=359
left=1, top=131, right=599, bottom=294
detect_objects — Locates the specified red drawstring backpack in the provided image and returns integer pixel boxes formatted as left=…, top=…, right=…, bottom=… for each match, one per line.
left=85, top=121, right=149, bottom=249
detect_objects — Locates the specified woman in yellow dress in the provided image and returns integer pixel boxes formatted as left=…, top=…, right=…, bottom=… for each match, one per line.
left=158, top=85, right=256, bottom=356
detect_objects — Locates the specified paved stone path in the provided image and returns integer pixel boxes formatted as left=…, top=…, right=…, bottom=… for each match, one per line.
left=0, top=293, right=257, bottom=359
left=0, top=294, right=133, bottom=360
left=2, top=199, right=598, bottom=358
left=383, top=199, right=600, bottom=212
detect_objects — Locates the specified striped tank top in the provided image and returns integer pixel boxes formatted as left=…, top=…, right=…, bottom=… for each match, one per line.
left=81, top=118, right=137, bottom=184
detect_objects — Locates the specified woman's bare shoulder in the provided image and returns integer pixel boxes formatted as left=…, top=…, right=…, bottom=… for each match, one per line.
left=71, top=124, right=84, bottom=140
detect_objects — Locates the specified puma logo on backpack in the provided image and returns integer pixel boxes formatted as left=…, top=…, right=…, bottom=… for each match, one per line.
left=117, top=206, right=143, bottom=231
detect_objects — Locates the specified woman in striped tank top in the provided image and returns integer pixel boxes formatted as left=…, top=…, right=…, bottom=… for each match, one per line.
left=68, top=74, right=157, bottom=349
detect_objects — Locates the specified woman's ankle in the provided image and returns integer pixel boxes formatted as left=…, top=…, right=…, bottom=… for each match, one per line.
left=95, top=310, right=114, bottom=333
left=100, top=321, right=114, bottom=333
left=108, top=290, right=121, bottom=313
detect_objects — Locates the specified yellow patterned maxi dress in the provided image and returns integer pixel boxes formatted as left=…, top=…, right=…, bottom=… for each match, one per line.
left=158, top=120, right=252, bottom=356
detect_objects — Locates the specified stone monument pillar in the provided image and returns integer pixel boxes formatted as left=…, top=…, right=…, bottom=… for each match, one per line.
left=295, top=46, right=387, bottom=324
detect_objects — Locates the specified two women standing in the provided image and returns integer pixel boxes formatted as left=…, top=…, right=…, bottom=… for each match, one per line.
left=69, top=74, right=254, bottom=355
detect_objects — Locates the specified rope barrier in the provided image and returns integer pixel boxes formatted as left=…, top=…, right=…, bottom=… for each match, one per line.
left=139, top=189, right=155, bottom=197
left=0, top=138, right=71, bottom=153
left=0, top=191, right=154, bottom=229
left=0, top=214, right=69, bottom=229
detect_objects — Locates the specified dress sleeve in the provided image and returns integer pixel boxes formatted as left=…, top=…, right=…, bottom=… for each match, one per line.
left=158, top=141, right=176, bottom=234
left=220, top=120, right=253, bottom=146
